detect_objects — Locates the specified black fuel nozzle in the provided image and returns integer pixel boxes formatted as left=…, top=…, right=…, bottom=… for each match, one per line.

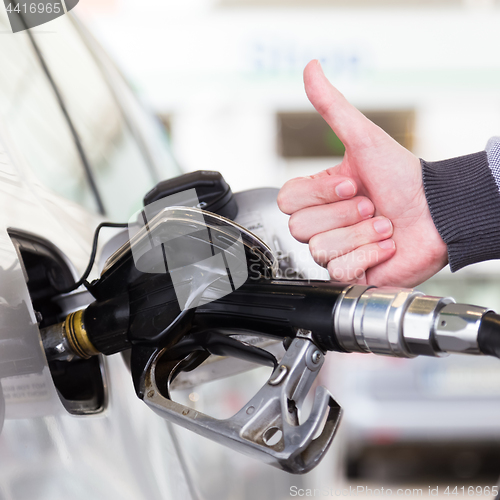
left=39, top=197, right=500, bottom=474
left=38, top=203, right=345, bottom=474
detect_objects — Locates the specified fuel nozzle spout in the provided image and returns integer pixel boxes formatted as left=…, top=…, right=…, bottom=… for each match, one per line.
left=41, top=309, right=100, bottom=362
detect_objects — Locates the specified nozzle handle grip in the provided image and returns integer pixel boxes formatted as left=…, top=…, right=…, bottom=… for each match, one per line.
left=194, top=279, right=348, bottom=352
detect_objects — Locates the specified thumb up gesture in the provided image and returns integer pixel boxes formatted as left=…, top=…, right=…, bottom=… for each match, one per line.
left=278, top=60, right=448, bottom=287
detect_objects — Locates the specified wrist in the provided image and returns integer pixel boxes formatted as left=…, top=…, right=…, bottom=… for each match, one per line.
left=421, top=152, right=500, bottom=272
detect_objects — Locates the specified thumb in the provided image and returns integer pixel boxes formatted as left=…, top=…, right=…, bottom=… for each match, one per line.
left=304, top=60, right=375, bottom=149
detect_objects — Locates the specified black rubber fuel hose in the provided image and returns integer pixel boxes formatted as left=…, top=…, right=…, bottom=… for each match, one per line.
left=478, top=312, right=500, bottom=359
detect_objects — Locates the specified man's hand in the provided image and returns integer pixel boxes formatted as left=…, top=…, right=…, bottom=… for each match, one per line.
left=277, top=60, right=448, bottom=287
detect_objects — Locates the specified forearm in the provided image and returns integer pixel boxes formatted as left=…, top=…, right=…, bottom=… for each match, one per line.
left=421, top=139, right=500, bottom=272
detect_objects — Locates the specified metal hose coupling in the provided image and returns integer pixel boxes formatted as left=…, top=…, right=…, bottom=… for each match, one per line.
left=41, top=309, right=99, bottom=362
left=333, top=285, right=490, bottom=358
left=64, top=309, right=99, bottom=359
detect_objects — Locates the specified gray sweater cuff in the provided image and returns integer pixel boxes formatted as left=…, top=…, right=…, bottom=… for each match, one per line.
left=421, top=151, right=500, bottom=272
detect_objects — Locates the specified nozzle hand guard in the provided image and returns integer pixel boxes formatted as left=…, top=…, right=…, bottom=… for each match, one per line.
left=141, top=333, right=342, bottom=474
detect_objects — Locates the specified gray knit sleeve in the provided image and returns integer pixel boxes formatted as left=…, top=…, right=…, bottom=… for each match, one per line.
left=421, top=151, right=500, bottom=272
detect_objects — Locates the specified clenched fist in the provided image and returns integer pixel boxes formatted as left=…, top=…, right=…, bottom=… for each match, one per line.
left=277, top=60, right=448, bottom=287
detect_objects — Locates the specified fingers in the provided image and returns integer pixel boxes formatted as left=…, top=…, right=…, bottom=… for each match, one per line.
left=327, top=240, right=396, bottom=283
left=285, top=190, right=395, bottom=281
left=309, top=216, right=393, bottom=265
left=277, top=174, right=356, bottom=215
left=289, top=196, right=374, bottom=243
left=303, top=60, right=376, bottom=149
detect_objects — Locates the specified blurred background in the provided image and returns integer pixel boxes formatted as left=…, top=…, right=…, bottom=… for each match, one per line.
left=71, top=0, right=500, bottom=498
